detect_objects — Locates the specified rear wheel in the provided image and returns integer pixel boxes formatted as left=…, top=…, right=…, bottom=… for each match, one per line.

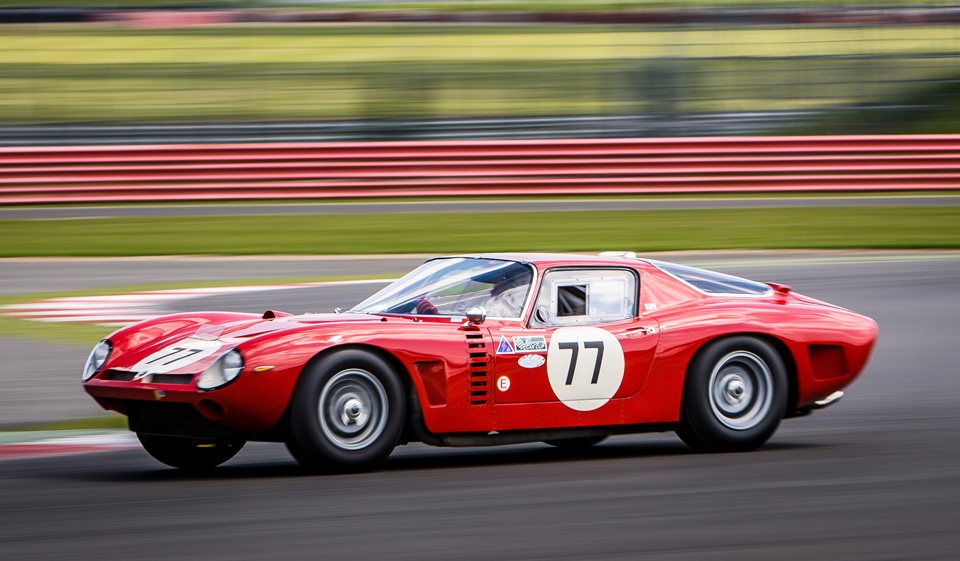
left=137, top=433, right=245, bottom=470
left=543, top=436, right=608, bottom=449
left=287, top=350, right=405, bottom=473
left=677, top=336, right=787, bottom=453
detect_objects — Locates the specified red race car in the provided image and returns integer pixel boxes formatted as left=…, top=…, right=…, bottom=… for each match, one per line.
left=82, top=253, right=877, bottom=472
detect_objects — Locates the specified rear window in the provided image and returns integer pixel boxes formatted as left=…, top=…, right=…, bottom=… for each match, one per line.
left=648, top=260, right=771, bottom=296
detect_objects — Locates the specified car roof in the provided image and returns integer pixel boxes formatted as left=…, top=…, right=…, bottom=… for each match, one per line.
left=441, top=253, right=654, bottom=269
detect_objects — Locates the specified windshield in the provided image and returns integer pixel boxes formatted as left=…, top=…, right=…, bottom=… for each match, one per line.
left=352, top=258, right=534, bottom=318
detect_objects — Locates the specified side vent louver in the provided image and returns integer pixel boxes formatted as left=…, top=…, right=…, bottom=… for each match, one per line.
left=465, top=329, right=489, bottom=405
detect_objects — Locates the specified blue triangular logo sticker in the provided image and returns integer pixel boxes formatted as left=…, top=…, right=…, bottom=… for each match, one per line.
left=497, top=335, right=515, bottom=354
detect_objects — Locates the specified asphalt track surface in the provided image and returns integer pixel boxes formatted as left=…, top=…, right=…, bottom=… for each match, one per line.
left=4, top=194, right=960, bottom=219
left=1, top=254, right=959, bottom=560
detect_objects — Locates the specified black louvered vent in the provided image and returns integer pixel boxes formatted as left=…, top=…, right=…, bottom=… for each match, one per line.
left=465, top=329, right=489, bottom=405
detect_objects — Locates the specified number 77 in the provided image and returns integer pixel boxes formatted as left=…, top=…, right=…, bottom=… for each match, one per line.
left=559, top=341, right=605, bottom=386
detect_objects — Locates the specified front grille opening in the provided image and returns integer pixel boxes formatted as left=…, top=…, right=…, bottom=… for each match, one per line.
left=152, top=374, right=194, bottom=385
left=98, top=370, right=193, bottom=385
left=101, top=369, right=136, bottom=381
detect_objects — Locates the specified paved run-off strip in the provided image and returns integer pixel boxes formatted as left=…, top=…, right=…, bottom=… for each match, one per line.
left=0, top=279, right=393, bottom=326
left=5, top=251, right=960, bottom=326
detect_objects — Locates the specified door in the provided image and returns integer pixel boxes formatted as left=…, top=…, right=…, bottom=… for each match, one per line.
left=492, top=268, right=659, bottom=411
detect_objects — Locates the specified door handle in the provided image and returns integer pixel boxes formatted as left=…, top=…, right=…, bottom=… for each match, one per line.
left=623, top=326, right=656, bottom=337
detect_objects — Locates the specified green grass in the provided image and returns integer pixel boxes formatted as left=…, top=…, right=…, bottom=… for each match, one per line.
left=13, top=191, right=960, bottom=210
left=0, top=275, right=394, bottom=346
left=2, top=207, right=959, bottom=260
left=3, top=414, right=129, bottom=432
left=0, top=0, right=952, bottom=10
left=8, top=26, right=960, bottom=64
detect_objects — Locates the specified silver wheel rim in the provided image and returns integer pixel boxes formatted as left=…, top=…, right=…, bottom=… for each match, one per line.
left=318, top=368, right=389, bottom=451
left=708, top=351, right=773, bottom=431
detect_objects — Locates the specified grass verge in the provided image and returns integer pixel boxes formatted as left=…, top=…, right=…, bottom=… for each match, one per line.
left=2, top=207, right=959, bottom=258
left=0, top=1, right=950, bottom=9
left=2, top=414, right=129, bottom=433
left=11, top=191, right=960, bottom=211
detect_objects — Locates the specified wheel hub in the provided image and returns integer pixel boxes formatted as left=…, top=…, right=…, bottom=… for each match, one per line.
left=708, top=351, right=773, bottom=431
left=340, top=397, right=367, bottom=429
left=721, top=374, right=748, bottom=407
left=318, top=369, right=388, bottom=451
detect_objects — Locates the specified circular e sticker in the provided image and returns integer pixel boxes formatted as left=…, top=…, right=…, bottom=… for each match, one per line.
left=497, top=376, right=511, bottom=392
left=546, top=326, right=625, bottom=411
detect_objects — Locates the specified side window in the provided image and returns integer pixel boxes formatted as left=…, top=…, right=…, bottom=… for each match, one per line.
left=557, top=285, right=587, bottom=316
left=530, top=269, right=638, bottom=327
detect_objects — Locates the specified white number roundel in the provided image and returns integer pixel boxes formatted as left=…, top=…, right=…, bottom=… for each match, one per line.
left=546, top=326, right=625, bottom=411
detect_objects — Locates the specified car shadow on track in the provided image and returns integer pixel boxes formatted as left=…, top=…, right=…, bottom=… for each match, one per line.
left=41, top=438, right=824, bottom=483
left=380, top=439, right=822, bottom=473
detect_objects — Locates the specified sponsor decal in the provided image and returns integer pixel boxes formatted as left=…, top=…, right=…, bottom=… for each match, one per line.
left=644, top=303, right=658, bottom=311
left=497, top=376, right=511, bottom=391
left=513, top=335, right=547, bottom=352
left=496, top=336, right=516, bottom=354
left=518, top=354, right=546, bottom=369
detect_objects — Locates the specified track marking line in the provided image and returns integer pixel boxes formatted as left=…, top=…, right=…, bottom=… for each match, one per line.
left=0, top=431, right=140, bottom=462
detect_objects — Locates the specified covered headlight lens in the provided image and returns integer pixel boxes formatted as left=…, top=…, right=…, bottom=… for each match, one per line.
left=82, top=340, right=112, bottom=381
left=196, top=348, right=244, bottom=391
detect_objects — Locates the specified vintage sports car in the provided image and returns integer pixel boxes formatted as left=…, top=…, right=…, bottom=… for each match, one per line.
left=82, top=253, right=877, bottom=471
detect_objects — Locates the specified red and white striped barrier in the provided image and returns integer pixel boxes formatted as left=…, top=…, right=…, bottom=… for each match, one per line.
left=2, top=135, right=959, bottom=204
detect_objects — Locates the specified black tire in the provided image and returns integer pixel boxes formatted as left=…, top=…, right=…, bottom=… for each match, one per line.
left=284, top=437, right=312, bottom=467
left=677, top=336, right=788, bottom=453
left=137, top=433, right=245, bottom=470
left=543, top=436, right=608, bottom=449
left=287, top=350, right=405, bottom=473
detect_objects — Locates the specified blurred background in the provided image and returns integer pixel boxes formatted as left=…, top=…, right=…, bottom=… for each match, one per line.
left=2, top=0, right=960, bottom=143
left=1, top=4, right=959, bottom=561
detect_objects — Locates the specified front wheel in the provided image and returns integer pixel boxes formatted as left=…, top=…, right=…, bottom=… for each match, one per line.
left=287, top=350, right=405, bottom=473
left=137, top=433, right=245, bottom=470
left=676, top=337, right=788, bottom=453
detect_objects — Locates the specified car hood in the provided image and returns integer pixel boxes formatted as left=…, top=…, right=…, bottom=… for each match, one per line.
left=106, top=312, right=388, bottom=376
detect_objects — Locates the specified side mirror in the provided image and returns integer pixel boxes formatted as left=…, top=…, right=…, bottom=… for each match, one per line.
left=534, top=305, right=550, bottom=324
left=462, top=305, right=486, bottom=326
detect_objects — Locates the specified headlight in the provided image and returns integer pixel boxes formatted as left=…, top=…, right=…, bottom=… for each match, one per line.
left=196, top=348, right=244, bottom=391
left=82, top=340, right=112, bottom=382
